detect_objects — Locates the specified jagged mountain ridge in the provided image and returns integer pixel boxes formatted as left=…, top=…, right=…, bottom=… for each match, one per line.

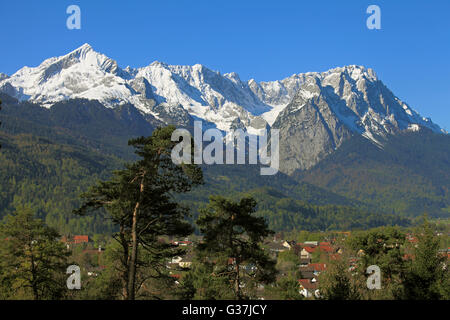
left=0, top=43, right=446, bottom=174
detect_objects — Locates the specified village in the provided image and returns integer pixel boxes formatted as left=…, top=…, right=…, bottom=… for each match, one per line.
left=62, top=228, right=450, bottom=299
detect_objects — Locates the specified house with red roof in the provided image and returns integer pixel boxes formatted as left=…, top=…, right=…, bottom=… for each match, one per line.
left=300, top=246, right=316, bottom=259
left=73, top=235, right=89, bottom=244
left=298, top=279, right=320, bottom=298
left=309, top=263, right=327, bottom=273
left=319, top=244, right=333, bottom=253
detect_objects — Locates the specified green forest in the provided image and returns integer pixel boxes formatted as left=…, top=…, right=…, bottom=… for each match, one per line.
left=0, top=95, right=415, bottom=235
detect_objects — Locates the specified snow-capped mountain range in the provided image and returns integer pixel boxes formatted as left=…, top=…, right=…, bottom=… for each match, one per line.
left=0, top=43, right=446, bottom=173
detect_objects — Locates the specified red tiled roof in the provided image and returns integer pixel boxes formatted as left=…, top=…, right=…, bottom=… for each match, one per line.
left=73, top=235, right=89, bottom=243
left=298, top=279, right=318, bottom=290
left=308, top=263, right=327, bottom=272
left=304, top=247, right=316, bottom=253
left=319, top=245, right=333, bottom=253
left=407, top=237, right=418, bottom=243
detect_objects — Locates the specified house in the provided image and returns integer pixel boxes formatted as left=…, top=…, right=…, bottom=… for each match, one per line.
left=267, top=242, right=288, bottom=254
left=309, top=263, right=327, bottom=273
left=299, top=258, right=311, bottom=266
left=298, top=270, right=316, bottom=280
left=406, top=234, right=418, bottom=244
left=298, top=279, right=320, bottom=298
left=73, top=235, right=89, bottom=244
left=300, top=247, right=316, bottom=259
left=299, top=263, right=326, bottom=280
left=170, top=274, right=181, bottom=285
left=172, top=240, right=193, bottom=246
left=282, top=240, right=296, bottom=250
left=318, top=243, right=333, bottom=253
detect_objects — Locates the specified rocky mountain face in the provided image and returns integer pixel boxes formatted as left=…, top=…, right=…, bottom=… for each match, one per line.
left=271, top=66, right=445, bottom=173
left=0, top=44, right=446, bottom=174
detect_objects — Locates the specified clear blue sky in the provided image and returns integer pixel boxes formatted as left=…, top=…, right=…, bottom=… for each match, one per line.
left=0, top=0, right=449, bottom=131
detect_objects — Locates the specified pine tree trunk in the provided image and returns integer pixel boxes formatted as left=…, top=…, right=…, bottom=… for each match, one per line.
left=234, top=263, right=241, bottom=300
left=235, top=261, right=241, bottom=300
left=128, top=174, right=145, bottom=300
left=119, top=226, right=129, bottom=300
left=30, top=251, right=39, bottom=300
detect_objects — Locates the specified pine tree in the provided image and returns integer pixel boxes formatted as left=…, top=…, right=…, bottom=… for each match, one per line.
left=318, top=257, right=360, bottom=300
left=74, top=126, right=203, bottom=300
left=402, top=218, right=447, bottom=300
left=179, top=254, right=234, bottom=300
left=0, top=207, right=70, bottom=300
left=265, top=276, right=304, bottom=300
left=346, top=226, right=406, bottom=299
left=195, top=196, right=277, bottom=300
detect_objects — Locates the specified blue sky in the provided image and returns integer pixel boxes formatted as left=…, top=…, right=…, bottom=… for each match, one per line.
left=0, top=0, right=449, bottom=131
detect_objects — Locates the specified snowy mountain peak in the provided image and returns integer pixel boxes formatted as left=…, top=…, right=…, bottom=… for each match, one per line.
left=324, top=65, right=378, bottom=82
left=65, top=43, right=94, bottom=58
left=0, top=44, right=128, bottom=106
left=0, top=45, right=445, bottom=139
left=77, top=42, right=93, bottom=51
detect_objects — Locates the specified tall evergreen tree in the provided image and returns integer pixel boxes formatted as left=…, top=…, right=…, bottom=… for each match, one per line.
left=0, top=207, right=69, bottom=300
left=318, top=256, right=360, bottom=300
left=402, top=218, right=448, bottom=300
left=194, top=196, right=277, bottom=300
left=178, top=254, right=235, bottom=300
left=347, top=226, right=406, bottom=299
left=74, top=126, right=203, bottom=300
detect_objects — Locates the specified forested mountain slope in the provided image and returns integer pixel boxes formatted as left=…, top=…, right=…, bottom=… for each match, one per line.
left=295, top=132, right=450, bottom=217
